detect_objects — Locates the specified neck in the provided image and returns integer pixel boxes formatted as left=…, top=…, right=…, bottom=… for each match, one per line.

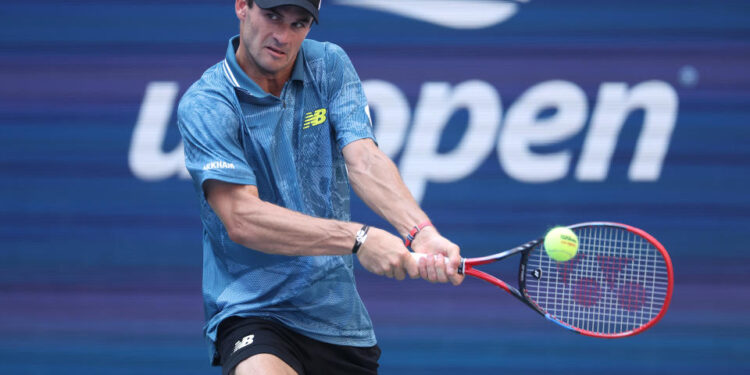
left=235, top=50, right=293, bottom=97
left=251, top=72, right=289, bottom=97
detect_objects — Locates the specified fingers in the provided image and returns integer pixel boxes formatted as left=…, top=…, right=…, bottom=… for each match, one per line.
left=379, top=252, right=412, bottom=280
left=425, top=254, right=438, bottom=282
left=434, top=254, right=448, bottom=283
left=410, top=228, right=462, bottom=284
left=446, top=248, right=464, bottom=285
left=446, top=246, right=463, bottom=284
left=417, top=255, right=428, bottom=281
left=384, top=268, right=395, bottom=279
left=447, top=263, right=464, bottom=285
left=393, top=260, right=407, bottom=280
left=356, top=226, right=460, bottom=284
left=417, top=253, right=449, bottom=283
left=448, top=272, right=465, bottom=286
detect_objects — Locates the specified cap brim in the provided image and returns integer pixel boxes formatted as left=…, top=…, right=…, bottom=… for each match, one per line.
left=254, top=0, right=319, bottom=22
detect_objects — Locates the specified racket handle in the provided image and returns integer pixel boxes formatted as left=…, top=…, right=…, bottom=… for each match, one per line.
left=410, top=252, right=464, bottom=274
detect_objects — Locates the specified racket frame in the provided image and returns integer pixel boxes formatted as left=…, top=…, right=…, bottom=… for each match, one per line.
left=460, top=221, right=674, bottom=338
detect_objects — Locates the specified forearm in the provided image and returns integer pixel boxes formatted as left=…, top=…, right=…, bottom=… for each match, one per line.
left=227, top=200, right=361, bottom=256
left=346, top=141, right=429, bottom=238
left=206, top=182, right=361, bottom=256
left=345, top=141, right=464, bottom=284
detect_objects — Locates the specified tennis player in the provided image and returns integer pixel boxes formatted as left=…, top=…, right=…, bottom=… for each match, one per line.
left=177, top=1, right=463, bottom=374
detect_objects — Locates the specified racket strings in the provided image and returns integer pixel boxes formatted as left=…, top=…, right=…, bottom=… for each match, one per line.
left=525, top=225, right=670, bottom=335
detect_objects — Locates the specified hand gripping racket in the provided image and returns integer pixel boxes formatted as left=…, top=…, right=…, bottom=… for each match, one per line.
left=413, top=222, right=674, bottom=338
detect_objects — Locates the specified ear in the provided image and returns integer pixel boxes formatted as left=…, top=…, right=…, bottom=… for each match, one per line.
left=235, top=0, right=248, bottom=21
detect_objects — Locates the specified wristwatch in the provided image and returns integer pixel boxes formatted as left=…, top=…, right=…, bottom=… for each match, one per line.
left=352, top=225, right=370, bottom=254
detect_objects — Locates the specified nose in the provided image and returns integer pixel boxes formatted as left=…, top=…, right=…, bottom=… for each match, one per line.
left=271, top=25, right=292, bottom=46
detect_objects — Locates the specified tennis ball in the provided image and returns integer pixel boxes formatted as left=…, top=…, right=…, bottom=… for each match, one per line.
left=544, top=227, right=579, bottom=262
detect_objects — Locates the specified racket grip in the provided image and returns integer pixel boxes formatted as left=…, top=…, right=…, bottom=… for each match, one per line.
left=410, top=252, right=464, bottom=274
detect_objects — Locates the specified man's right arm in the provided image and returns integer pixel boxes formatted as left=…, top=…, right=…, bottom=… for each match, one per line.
left=204, top=180, right=418, bottom=280
left=178, top=85, right=418, bottom=280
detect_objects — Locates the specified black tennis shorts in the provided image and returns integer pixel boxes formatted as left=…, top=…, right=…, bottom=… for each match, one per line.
left=216, top=316, right=381, bottom=375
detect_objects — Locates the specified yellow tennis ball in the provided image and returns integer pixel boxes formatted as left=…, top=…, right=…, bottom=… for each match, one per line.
left=544, top=227, right=579, bottom=262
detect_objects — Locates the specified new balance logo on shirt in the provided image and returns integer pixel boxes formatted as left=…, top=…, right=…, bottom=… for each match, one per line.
left=303, top=108, right=327, bottom=129
left=233, top=334, right=255, bottom=353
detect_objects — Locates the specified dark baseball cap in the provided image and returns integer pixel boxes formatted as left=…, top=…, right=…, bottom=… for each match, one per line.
left=254, top=0, right=321, bottom=22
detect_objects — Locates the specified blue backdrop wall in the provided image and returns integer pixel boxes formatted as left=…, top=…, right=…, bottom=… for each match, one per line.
left=1, top=1, right=749, bottom=374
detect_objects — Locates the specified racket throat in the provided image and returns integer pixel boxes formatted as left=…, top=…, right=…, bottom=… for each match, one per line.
left=458, top=258, right=466, bottom=275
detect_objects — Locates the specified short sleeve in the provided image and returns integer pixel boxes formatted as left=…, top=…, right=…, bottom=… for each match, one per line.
left=325, top=43, right=376, bottom=150
left=177, top=91, right=256, bottom=195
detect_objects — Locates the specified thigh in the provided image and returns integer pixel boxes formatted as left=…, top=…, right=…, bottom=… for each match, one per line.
left=216, top=316, right=305, bottom=375
left=232, top=353, right=297, bottom=375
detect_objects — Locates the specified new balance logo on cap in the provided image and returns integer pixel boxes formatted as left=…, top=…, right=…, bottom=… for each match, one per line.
left=233, top=334, right=255, bottom=353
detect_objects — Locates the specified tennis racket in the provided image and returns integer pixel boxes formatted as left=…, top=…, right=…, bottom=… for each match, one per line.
left=413, top=222, right=674, bottom=338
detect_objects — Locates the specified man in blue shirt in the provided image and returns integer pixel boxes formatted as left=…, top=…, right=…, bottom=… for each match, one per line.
left=178, top=1, right=463, bottom=374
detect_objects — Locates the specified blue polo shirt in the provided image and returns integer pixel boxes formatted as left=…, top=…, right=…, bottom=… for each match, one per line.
left=177, top=36, right=376, bottom=362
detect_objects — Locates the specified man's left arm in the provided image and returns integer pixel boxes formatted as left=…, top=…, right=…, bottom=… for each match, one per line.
left=342, top=138, right=464, bottom=285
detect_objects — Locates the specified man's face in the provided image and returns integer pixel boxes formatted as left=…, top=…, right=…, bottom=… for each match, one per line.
left=237, top=2, right=313, bottom=78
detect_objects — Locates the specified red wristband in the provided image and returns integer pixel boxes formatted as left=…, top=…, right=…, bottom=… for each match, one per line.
left=404, top=221, right=433, bottom=247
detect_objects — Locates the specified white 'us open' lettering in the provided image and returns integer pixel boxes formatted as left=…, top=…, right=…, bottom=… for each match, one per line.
left=129, top=79, right=678, bottom=203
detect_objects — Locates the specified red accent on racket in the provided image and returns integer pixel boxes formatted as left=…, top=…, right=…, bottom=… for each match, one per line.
left=412, top=222, right=674, bottom=338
